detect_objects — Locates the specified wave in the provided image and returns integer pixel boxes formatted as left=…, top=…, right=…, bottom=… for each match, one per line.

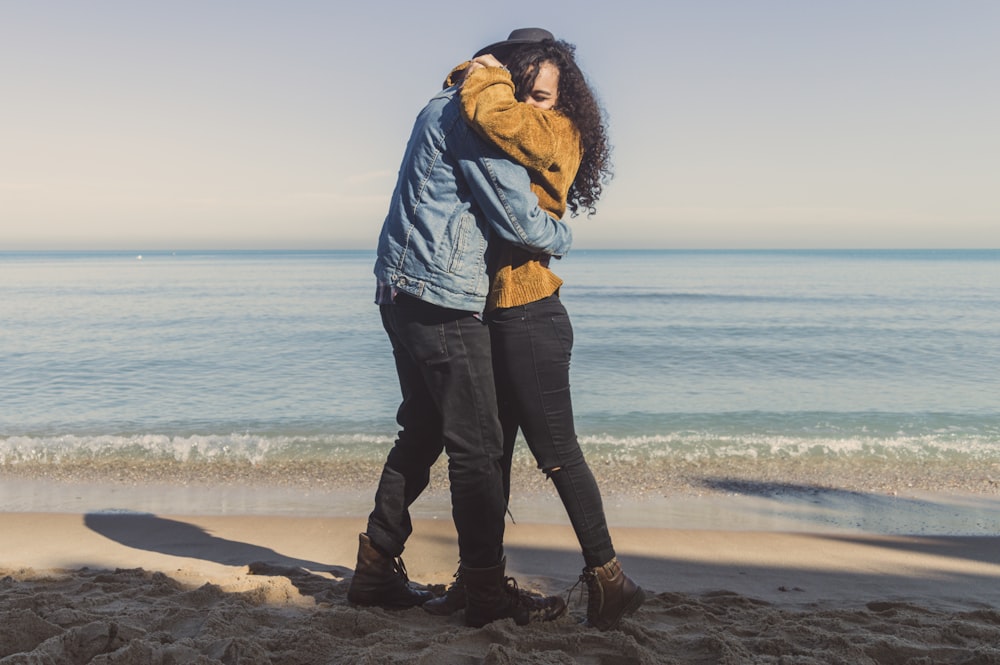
left=577, top=431, right=1000, bottom=461
left=4, top=418, right=999, bottom=469
left=0, top=432, right=394, bottom=466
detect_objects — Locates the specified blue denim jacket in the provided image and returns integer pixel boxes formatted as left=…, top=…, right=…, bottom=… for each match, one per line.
left=374, top=86, right=573, bottom=312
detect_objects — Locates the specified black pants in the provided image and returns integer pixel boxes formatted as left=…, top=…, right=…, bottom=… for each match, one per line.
left=367, top=295, right=507, bottom=568
left=488, top=294, right=616, bottom=568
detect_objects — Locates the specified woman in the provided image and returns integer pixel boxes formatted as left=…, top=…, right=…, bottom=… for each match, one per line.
left=426, top=33, right=644, bottom=631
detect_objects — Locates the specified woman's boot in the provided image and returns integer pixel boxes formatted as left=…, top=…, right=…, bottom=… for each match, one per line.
left=346, top=533, right=434, bottom=608
left=580, top=557, right=644, bottom=630
left=462, top=557, right=566, bottom=628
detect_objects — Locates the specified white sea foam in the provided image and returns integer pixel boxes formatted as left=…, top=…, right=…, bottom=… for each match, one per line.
left=0, top=433, right=395, bottom=466
left=577, top=431, right=1000, bottom=460
left=2, top=429, right=998, bottom=468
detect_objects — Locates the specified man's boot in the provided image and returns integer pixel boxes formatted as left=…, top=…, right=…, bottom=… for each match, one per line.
left=580, top=557, right=644, bottom=630
left=461, top=557, right=566, bottom=628
left=422, top=566, right=466, bottom=616
left=346, top=533, right=434, bottom=608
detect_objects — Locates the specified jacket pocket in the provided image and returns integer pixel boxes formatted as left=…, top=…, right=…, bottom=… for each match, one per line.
left=447, top=212, right=474, bottom=274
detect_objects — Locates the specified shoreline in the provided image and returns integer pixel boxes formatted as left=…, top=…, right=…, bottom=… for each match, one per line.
left=5, top=461, right=1000, bottom=535
left=5, top=451, right=1000, bottom=495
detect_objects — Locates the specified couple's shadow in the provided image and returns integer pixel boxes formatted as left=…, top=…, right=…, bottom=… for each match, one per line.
left=84, top=512, right=353, bottom=603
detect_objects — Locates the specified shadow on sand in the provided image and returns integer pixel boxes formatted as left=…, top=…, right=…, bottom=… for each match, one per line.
left=83, top=511, right=352, bottom=601
left=81, top=485, right=1000, bottom=610
left=696, top=476, right=1000, bottom=540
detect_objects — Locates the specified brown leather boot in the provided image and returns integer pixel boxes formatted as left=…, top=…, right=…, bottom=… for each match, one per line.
left=346, top=533, right=434, bottom=608
left=422, top=566, right=466, bottom=616
left=580, top=557, right=644, bottom=630
left=462, top=558, right=566, bottom=628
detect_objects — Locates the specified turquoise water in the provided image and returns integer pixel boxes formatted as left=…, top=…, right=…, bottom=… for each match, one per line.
left=2, top=249, right=999, bottom=469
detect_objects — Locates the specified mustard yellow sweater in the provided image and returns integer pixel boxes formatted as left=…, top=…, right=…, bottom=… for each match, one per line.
left=448, top=63, right=583, bottom=311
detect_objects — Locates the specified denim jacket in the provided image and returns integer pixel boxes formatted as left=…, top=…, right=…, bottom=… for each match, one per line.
left=374, top=86, right=573, bottom=312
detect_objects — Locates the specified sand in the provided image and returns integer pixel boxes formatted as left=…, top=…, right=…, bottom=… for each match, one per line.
left=3, top=481, right=1000, bottom=664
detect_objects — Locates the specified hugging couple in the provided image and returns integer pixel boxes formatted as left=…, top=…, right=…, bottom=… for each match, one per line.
left=346, top=28, right=644, bottom=631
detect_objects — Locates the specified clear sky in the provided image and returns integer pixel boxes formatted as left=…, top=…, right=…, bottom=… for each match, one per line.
left=2, top=1, right=998, bottom=250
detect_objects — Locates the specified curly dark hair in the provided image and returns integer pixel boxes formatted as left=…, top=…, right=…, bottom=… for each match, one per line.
left=503, top=40, right=613, bottom=217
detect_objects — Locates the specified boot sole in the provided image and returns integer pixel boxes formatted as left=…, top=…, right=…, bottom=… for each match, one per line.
left=349, top=599, right=430, bottom=609
left=422, top=599, right=465, bottom=616
left=347, top=591, right=432, bottom=609
left=465, top=596, right=567, bottom=628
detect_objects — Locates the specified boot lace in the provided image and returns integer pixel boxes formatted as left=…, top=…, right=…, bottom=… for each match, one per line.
left=505, top=576, right=557, bottom=610
left=503, top=576, right=524, bottom=604
left=571, top=567, right=601, bottom=614
left=448, top=565, right=462, bottom=589
left=392, top=556, right=411, bottom=584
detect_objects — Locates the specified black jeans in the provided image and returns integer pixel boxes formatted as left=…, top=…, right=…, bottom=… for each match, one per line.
left=367, top=295, right=507, bottom=569
left=488, top=294, right=616, bottom=568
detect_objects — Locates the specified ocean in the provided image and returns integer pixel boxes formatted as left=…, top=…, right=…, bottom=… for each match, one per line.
left=3, top=249, right=1000, bottom=507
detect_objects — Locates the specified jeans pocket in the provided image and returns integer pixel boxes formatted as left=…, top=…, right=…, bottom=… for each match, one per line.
left=547, top=313, right=574, bottom=361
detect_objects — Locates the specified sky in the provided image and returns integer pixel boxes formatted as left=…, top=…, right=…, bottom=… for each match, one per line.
left=2, top=1, right=998, bottom=250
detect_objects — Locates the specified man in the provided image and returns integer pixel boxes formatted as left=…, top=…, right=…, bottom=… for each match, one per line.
left=347, top=29, right=571, bottom=628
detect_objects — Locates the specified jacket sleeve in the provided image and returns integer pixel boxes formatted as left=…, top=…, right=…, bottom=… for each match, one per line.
left=459, top=67, right=578, bottom=173
left=453, top=123, right=572, bottom=257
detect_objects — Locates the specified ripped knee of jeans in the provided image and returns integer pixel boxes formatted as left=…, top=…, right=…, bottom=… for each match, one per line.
left=543, top=466, right=562, bottom=480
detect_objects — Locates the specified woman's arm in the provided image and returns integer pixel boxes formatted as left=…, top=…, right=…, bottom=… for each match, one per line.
left=459, top=60, right=578, bottom=174
left=443, top=61, right=471, bottom=89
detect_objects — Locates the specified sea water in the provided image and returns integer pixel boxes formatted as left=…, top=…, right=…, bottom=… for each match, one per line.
left=3, top=249, right=1000, bottom=479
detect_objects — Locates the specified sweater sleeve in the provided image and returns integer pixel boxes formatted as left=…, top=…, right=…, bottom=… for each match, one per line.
left=459, top=67, right=578, bottom=174
left=443, top=61, right=471, bottom=89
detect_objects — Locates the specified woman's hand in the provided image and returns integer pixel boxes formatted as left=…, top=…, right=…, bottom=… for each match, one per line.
left=468, top=54, right=507, bottom=73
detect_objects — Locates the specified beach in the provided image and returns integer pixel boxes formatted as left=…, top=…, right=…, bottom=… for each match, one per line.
left=4, top=473, right=1000, bottom=664
left=4, top=250, right=1000, bottom=662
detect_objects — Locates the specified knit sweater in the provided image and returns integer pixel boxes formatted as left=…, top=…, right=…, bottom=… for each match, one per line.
left=449, top=63, right=583, bottom=310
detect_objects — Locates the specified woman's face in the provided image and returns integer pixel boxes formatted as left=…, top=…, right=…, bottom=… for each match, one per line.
left=520, top=61, right=559, bottom=111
